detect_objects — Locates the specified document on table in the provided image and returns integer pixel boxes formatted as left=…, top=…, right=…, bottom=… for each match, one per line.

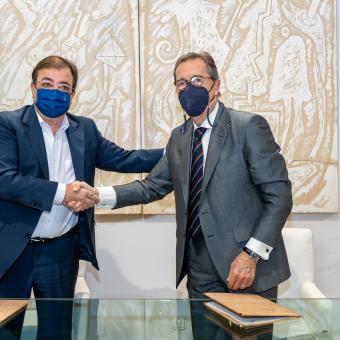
left=0, top=300, right=29, bottom=326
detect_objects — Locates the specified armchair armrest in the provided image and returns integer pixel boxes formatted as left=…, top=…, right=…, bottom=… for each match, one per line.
left=75, top=260, right=90, bottom=299
left=298, top=283, right=333, bottom=336
left=75, top=277, right=90, bottom=299
left=300, top=282, right=326, bottom=299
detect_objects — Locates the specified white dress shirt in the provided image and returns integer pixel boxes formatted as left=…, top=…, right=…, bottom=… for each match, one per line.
left=98, top=102, right=273, bottom=259
left=31, top=111, right=78, bottom=238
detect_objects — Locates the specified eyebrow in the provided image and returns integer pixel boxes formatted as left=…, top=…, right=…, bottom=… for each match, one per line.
left=40, top=77, right=72, bottom=86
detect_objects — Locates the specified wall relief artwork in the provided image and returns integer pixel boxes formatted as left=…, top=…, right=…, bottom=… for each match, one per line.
left=0, top=0, right=337, bottom=213
left=0, top=0, right=142, bottom=214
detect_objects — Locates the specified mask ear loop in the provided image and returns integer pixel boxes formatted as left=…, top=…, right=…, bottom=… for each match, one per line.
left=207, top=80, right=217, bottom=128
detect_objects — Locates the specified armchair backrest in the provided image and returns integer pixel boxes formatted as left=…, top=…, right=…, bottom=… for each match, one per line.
left=278, top=228, right=314, bottom=298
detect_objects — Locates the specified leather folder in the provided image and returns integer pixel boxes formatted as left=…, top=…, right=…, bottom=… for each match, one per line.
left=204, top=293, right=299, bottom=329
left=0, top=300, right=29, bottom=327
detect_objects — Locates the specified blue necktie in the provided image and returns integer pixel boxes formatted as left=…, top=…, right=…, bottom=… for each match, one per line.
left=187, top=127, right=207, bottom=238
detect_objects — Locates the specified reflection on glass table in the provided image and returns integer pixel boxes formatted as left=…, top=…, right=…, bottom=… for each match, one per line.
left=1, top=298, right=339, bottom=340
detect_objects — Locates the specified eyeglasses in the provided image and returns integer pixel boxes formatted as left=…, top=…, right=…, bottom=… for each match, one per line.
left=175, top=75, right=213, bottom=91
left=34, top=80, right=73, bottom=94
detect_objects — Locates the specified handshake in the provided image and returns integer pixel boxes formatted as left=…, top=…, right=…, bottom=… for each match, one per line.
left=63, top=181, right=99, bottom=212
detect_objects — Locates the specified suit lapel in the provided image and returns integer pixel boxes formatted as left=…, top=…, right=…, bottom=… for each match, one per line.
left=22, top=105, right=49, bottom=179
left=66, top=115, right=85, bottom=181
left=178, top=120, right=194, bottom=209
left=202, top=104, right=230, bottom=191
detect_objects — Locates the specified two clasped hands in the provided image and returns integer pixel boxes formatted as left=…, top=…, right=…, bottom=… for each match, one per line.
left=63, top=181, right=99, bottom=212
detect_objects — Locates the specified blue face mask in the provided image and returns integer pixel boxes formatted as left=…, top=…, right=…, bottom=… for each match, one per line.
left=35, top=89, right=71, bottom=118
left=178, top=83, right=209, bottom=117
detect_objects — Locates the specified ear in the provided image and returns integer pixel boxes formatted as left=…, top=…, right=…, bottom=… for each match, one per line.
left=214, top=79, right=221, bottom=96
left=30, top=83, right=37, bottom=102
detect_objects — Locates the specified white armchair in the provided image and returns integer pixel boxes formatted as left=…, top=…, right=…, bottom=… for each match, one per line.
left=276, top=227, right=333, bottom=338
left=278, top=227, right=325, bottom=298
left=74, top=260, right=90, bottom=299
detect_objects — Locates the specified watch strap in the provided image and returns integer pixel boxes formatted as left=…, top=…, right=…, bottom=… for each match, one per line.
left=243, top=247, right=261, bottom=262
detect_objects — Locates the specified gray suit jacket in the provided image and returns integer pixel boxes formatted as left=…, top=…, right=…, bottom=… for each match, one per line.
left=115, top=102, right=293, bottom=292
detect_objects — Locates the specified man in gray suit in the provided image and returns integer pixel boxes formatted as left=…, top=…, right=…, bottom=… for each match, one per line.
left=96, top=52, right=293, bottom=299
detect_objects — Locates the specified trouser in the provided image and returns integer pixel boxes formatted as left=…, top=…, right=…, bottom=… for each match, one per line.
left=0, top=226, right=79, bottom=340
left=184, top=231, right=277, bottom=299
left=184, top=232, right=277, bottom=340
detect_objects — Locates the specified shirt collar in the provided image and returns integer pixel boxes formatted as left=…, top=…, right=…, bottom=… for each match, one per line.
left=193, top=101, right=219, bottom=130
left=35, top=108, right=70, bottom=132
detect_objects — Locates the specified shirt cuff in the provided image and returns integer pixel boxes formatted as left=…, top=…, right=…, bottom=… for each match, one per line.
left=97, top=186, right=117, bottom=208
left=245, top=237, right=273, bottom=260
left=54, top=183, right=66, bottom=204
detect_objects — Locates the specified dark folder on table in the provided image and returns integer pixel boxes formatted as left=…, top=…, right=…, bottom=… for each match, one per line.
left=0, top=300, right=29, bottom=327
left=204, top=293, right=299, bottom=329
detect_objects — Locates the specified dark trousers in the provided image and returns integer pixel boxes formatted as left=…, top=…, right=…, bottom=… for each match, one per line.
left=184, top=232, right=277, bottom=340
left=184, top=232, right=277, bottom=299
left=0, top=227, right=80, bottom=340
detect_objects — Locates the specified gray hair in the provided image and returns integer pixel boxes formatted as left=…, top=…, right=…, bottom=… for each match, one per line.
left=173, top=51, right=219, bottom=83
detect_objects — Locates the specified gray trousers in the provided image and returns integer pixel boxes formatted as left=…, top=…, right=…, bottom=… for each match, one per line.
left=184, top=232, right=276, bottom=340
left=184, top=231, right=277, bottom=299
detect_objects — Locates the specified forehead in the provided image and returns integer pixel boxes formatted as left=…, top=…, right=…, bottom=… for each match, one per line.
left=175, top=58, right=208, bottom=79
left=36, top=67, right=73, bottom=83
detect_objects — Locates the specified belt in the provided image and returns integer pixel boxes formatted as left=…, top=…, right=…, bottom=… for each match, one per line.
left=29, top=226, right=78, bottom=244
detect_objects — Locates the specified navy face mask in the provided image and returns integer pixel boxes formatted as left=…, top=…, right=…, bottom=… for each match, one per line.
left=35, top=89, right=71, bottom=118
left=178, top=83, right=209, bottom=117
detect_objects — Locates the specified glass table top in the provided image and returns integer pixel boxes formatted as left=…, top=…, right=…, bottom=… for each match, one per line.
left=1, top=297, right=339, bottom=339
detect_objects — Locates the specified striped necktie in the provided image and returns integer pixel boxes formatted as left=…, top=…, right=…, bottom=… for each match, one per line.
left=187, top=127, right=207, bottom=238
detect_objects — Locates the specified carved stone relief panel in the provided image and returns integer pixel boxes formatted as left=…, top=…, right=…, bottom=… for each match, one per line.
left=140, top=0, right=338, bottom=213
left=0, top=0, right=142, bottom=214
left=0, top=0, right=337, bottom=213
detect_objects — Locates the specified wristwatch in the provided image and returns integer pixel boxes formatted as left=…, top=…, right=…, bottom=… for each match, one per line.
left=243, top=247, right=261, bottom=263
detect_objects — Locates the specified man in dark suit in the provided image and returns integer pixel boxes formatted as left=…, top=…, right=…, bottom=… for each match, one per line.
left=97, top=52, right=293, bottom=300
left=0, top=55, right=163, bottom=339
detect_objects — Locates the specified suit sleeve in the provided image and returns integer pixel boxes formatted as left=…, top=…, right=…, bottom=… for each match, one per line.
left=0, top=114, right=57, bottom=212
left=245, top=114, right=293, bottom=246
left=93, top=121, right=163, bottom=173
left=114, top=134, right=174, bottom=208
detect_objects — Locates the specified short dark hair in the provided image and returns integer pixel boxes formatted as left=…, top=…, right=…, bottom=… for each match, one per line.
left=173, top=51, right=219, bottom=83
left=32, top=55, right=78, bottom=90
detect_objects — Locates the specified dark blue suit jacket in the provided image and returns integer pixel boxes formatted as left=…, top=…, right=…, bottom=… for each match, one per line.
left=0, top=105, right=163, bottom=279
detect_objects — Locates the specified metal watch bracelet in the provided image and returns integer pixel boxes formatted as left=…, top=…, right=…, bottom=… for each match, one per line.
left=243, top=247, right=261, bottom=262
